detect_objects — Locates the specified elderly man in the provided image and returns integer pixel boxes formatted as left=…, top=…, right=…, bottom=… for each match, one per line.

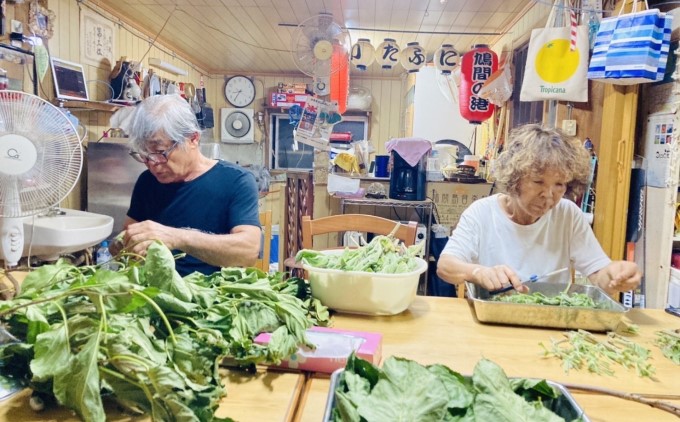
left=116, top=94, right=261, bottom=276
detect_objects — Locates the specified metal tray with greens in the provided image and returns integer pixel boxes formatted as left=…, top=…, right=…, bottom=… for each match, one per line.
left=323, top=354, right=589, bottom=422
left=466, top=282, right=628, bottom=332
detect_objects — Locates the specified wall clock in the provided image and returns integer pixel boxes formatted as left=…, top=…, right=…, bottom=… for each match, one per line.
left=224, top=75, right=256, bottom=108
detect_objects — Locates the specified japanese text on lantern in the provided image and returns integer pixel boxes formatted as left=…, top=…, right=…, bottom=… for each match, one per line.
left=469, top=51, right=493, bottom=113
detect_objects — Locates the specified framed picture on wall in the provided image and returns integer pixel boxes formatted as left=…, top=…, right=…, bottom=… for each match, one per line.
left=28, top=3, right=55, bottom=40
left=80, top=8, right=115, bottom=68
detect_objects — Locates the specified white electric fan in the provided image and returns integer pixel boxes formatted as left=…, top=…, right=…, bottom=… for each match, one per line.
left=291, top=13, right=351, bottom=95
left=0, top=91, right=82, bottom=267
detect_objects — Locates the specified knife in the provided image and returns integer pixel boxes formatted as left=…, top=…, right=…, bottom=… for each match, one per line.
left=488, top=267, right=570, bottom=296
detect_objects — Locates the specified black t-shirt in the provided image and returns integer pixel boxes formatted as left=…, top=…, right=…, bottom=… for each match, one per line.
left=127, top=160, right=260, bottom=276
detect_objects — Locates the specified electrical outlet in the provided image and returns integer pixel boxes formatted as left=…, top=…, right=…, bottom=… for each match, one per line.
left=562, top=119, right=577, bottom=136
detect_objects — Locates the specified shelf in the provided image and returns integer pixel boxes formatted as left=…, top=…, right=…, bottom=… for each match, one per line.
left=264, top=105, right=371, bottom=117
left=339, top=197, right=433, bottom=209
left=54, top=100, right=125, bottom=113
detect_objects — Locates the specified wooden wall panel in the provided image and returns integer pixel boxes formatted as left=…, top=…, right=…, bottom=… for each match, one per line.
left=43, top=0, right=405, bottom=211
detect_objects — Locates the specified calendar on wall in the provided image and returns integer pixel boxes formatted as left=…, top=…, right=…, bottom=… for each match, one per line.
left=80, top=8, right=115, bottom=68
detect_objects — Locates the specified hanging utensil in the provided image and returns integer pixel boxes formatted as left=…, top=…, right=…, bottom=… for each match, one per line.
left=488, top=267, right=570, bottom=296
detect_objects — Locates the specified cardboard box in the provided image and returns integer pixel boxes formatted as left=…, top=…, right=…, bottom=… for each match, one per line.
left=430, top=181, right=495, bottom=231
left=254, top=326, right=382, bottom=373
left=270, top=92, right=307, bottom=108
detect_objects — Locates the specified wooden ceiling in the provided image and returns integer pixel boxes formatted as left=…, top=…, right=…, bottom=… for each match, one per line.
left=93, top=0, right=533, bottom=77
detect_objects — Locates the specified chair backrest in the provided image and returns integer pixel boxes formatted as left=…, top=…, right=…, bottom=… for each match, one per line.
left=255, top=210, right=272, bottom=271
left=301, top=214, right=418, bottom=249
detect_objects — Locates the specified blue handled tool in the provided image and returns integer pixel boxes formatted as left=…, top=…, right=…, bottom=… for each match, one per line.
left=488, top=267, right=570, bottom=296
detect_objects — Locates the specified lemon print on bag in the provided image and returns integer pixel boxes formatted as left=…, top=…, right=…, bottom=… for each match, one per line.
left=535, top=39, right=580, bottom=83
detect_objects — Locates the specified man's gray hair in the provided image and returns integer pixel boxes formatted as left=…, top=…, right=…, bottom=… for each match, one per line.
left=129, top=94, right=200, bottom=151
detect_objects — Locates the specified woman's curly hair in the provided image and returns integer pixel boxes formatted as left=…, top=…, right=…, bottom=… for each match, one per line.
left=492, top=124, right=592, bottom=200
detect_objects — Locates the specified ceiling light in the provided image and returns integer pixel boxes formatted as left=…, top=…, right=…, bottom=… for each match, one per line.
left=148, top=58, right=188, bottom=76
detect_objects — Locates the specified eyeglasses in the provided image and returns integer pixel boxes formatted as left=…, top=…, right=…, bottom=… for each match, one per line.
left=129, top=142, right=179, bottom=164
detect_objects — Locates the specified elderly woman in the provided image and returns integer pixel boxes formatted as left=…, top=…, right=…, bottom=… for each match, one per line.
left=115, top=94, right=261, bottom=276
left=436, top=124, right=641, bottom=295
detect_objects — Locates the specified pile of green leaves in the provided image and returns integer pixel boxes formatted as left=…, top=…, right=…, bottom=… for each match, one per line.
left=541, top=329, right=655, bottom=378
left=655, top=329, right=680, bottom=364
left=0, top=241, right=330, bottom=422
left=295, top=235, right=423, bottom=273
left=332, top=354, right=576, bottom=422
left=492, top=291, right=603, bottom=308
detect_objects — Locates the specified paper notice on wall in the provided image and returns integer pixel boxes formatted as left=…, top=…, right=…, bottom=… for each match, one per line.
left=643, top=112, right=675, bottom=187
left=294, top=96, right=342, bottom=151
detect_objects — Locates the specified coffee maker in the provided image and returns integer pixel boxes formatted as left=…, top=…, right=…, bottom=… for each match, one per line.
left=389, top=150, right=427, bottom=201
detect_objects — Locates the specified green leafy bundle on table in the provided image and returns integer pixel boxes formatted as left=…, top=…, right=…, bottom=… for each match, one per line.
left=0, top=241, right=330, bottom=422
left=333, top=354, right=575, bottom=422
left=295, top=235, right=423, bottom=273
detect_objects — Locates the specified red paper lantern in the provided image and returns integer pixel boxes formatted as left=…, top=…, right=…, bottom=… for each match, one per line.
left=330, top=42, right=350, bottom=114
left=459, top=44, right=497, bottom=125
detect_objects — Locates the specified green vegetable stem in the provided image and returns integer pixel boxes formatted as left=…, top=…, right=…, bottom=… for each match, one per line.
left=541, top=329, right=656, bottom=379
left=655, top=329, right=680, bottom=364
left=295, top=234, right=423, bottom=274
left=0, top=240, right=330, bottom=422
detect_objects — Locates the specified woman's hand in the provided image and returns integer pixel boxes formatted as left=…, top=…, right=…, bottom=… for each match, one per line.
left=593, top=261, right=641, bottom=293
left=471, top=265, right=529, bottom=294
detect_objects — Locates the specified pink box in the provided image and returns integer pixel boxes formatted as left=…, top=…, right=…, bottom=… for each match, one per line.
left=254, top=326, right=382, bottom=373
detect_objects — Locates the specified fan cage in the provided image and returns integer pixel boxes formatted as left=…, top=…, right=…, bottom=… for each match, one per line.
left=0, top=91, right=82, bottom=218
left=291, top=14, right=352, bottom=77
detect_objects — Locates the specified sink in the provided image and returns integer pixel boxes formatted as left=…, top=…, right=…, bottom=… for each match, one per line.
left=21, top=209, right=114, bottom=260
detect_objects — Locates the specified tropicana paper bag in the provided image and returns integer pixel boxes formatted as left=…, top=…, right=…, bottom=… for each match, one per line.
left=520, top=0, right=589, bottom=102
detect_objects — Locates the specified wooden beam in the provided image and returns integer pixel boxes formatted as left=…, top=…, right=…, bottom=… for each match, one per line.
left=592, top=83, right=638, bottom=260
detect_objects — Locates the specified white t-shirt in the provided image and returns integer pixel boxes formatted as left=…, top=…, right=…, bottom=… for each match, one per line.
left=441, top=194, right=610, bottom=281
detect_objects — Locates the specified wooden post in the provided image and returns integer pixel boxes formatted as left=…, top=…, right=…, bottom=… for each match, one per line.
left=592, top=84, right=638, bottom=260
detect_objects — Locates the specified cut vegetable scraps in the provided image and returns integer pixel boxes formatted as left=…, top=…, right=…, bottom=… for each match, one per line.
left=541, top=329, right=656, bottom=379
left=655, top=329, right=680, bottom=365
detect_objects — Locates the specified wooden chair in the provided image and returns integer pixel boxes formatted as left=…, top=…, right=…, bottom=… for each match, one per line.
left=255, top=210, right=272, bottom=272
left=301, top=214, right=418, bottom=249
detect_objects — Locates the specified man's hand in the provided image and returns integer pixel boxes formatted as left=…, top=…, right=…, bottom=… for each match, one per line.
left=123, top=220, right=179, bottom=256
left=109, top=231, right=126, bottom=256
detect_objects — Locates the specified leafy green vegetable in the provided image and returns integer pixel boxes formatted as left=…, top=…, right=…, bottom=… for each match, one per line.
left=333, top=354, right=574, bottom=422
left=655, top=329, right=680, bottom=364
left=492, top=292, right=603, bottom=308
left=0, top=240, right=330, bottom=421
left=541, top=329, right=655, bottom=378
left=295, top=234, right=423, bottom=273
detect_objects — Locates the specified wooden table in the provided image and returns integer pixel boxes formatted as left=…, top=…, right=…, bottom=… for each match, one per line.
left=0, top=368, right=304, bottom=422
left=294, top=297, right=680, bottom=422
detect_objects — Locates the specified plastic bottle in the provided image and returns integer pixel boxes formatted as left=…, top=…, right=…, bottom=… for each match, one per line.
left=96, top=240, right=113, bottom=270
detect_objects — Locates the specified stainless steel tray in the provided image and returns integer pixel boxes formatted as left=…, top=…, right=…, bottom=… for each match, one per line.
left=466, top=282, right=628, bottom=332
left=323, top=368, right=590, bottom=422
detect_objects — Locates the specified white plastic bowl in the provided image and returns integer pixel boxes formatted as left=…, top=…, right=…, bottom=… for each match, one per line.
left=302, top=249, right=427, bottom=315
